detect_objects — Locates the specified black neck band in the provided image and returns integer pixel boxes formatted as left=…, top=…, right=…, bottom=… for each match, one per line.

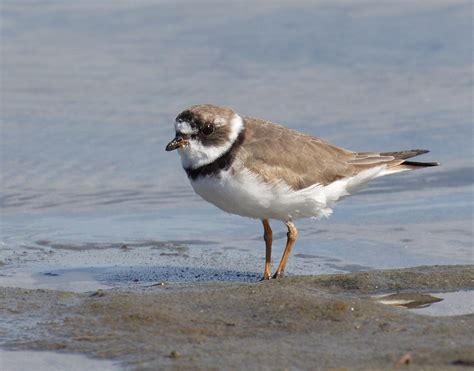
left=185, top=129, right=245, bottom=180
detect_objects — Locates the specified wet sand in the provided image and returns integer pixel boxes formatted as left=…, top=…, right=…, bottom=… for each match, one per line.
left=1, top=265, right=473, bottom=370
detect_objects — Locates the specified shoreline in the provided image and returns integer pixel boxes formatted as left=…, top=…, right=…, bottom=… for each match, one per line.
left=1, top=265, right=473, bottom=370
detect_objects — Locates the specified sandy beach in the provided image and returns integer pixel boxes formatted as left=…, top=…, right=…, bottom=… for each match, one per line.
left=1, top=265, right=473, bottom=370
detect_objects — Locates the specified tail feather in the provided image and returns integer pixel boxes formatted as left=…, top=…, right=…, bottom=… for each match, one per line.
left=398, top=160, right=440, bottom=169
left=385, top=154, right=439, bottom=175
left=380, top=149, right=430, bottom=160
left=352, top=149, right=439, bottom=177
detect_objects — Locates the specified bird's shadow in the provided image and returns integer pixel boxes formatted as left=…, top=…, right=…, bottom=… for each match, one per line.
left=105, top=265, right=261, bottom=284
left=38, top=263, right=371, bottom=288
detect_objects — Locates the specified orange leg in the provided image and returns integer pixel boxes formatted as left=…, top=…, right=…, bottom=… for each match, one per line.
left=260, top=219, right=273, bottom=280
left=272, top=221, right=298, bottom=279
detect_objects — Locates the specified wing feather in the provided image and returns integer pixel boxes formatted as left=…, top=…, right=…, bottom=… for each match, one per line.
left=238, top=117, right=357, bottom=189
left=237, top=117, right=436, bottom=190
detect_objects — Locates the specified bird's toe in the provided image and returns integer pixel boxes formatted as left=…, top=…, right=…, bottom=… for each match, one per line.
left=272, top=272, right=284, bottom=279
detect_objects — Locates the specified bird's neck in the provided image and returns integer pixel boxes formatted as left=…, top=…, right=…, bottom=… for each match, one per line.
left=184, top=127, right=245, bottom=180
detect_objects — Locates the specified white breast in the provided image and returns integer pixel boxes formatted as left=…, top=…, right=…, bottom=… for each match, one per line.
left=189, top=165, right=386, bottom=222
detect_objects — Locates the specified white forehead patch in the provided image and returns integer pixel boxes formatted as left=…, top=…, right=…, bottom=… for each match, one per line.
left=174, top=120, right=197, bottom=135
left=213, top=117, right=227, bottom=126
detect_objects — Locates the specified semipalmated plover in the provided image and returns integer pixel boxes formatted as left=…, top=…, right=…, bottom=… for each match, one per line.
left=166, top=104, right=438, bottom=280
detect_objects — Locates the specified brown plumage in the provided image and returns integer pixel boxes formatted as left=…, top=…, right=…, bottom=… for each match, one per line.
left=238, top=116, right=438, bottom=190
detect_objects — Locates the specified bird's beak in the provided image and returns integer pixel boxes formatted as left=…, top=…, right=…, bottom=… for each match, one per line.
left=166, top=135, right=188, bottom=151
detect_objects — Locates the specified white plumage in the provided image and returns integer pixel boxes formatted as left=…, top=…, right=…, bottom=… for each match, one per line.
left=190, top=164, right=391, bottom=221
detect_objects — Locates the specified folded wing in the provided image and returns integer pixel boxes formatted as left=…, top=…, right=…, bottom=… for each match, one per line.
left=239, top=117, right=438, bottom=190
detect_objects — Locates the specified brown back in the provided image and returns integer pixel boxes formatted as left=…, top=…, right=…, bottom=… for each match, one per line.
left=238, top=117, right=408, bottom=190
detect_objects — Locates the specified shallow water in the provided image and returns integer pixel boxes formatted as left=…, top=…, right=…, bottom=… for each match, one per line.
left=411, top=291, right=474, bottom=317
left=1, top=1, right=473, bottom=288
left=374, top=290, right=474, bottom=316
left=0, top=350, right=118, bottom=371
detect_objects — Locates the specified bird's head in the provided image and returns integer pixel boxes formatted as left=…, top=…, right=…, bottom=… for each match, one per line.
left=166, top=104, right=244, bottom=170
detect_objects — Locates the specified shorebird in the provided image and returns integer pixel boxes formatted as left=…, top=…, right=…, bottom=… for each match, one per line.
left=166, top=104, right=438, bottom=280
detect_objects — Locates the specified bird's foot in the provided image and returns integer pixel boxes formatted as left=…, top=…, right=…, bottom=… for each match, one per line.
left=272, top=271, right=284, bottom=279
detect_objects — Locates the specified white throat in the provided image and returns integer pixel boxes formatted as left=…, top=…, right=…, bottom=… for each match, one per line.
left=178, top=114, right=244, bottom=170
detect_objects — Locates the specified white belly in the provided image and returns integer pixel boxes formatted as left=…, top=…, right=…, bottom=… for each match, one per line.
left=189, top=168, right=329, bottom=221
left=189, top=166, right=386, bottom=221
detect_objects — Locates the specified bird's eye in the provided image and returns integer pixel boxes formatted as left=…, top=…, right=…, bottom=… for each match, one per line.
left=201, top=123, right=214, bottom=136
